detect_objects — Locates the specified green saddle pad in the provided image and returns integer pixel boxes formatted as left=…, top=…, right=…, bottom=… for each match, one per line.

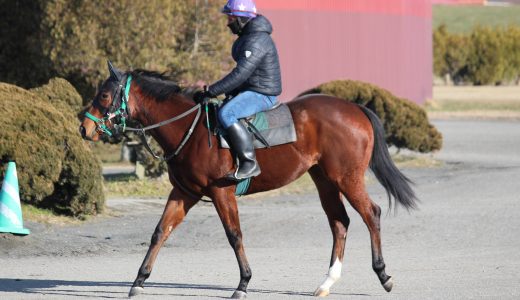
left=219, top=103, right=297, bottom=149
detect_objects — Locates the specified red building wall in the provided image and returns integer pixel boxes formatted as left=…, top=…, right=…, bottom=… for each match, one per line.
left=255, top=0, right=432, bottom=104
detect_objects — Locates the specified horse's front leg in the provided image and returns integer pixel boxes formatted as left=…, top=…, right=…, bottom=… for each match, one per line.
left=212, top=188, right=252, bottom=299
left=129, top=188, right=199, bottom=297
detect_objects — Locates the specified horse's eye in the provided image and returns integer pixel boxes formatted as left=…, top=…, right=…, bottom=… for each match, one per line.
left=101, top=93, right=110, bottom=100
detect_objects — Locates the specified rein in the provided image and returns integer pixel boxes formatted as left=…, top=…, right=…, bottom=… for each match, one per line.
left=126, top=104, right=202, bottom=161
left=85, top=74, right=204, bottom=160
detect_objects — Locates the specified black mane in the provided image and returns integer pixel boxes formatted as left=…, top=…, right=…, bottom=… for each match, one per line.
left=129, top=69, right=183, bottom=101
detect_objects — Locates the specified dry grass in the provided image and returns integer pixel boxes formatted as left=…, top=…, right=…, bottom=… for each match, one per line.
left=21, top=204, right=82, bottom=225
left=427, top=86, right=520, bottom=120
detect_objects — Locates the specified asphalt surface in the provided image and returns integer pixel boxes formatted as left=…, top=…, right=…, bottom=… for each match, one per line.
left=1, top=119, right=520, bottom=299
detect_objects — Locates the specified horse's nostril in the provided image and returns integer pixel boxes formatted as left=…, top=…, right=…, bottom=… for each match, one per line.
left=79, top=126, right=87, bottom=139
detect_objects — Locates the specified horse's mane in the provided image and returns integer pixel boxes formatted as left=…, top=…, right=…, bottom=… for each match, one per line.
left=129, top=69, right=186, bottom=102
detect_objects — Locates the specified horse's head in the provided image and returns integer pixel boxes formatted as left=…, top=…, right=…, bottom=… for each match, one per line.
left=80, top=61, right=131, bottom=142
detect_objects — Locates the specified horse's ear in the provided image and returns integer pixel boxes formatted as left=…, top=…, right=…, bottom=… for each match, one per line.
left=107, top=60, right=123, bottom=81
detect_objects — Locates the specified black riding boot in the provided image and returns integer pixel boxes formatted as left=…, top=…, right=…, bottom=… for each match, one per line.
left=225, top=122, right=261, bottom=181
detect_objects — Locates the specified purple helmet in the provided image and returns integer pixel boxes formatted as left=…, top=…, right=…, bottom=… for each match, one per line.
left=222, top=0, right=257, bottom=18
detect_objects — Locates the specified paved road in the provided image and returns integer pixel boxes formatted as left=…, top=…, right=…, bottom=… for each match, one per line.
left=1, top=120, right=520, bottom=299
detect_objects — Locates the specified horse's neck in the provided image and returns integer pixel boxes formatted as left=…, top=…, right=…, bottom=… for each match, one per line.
left=134, top=95, right=192, bottom=125
left=131, top=93, right=197, bottom=156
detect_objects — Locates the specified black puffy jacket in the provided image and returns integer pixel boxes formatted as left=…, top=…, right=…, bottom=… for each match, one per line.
left=208, top=15, right=282, bottom=97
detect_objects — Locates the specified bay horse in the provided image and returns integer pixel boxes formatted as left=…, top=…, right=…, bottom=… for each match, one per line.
left=80, top=63, right=417, bottom=298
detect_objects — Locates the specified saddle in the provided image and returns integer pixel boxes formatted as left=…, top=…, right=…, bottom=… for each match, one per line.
left=207, top=101, right=297, bottom=149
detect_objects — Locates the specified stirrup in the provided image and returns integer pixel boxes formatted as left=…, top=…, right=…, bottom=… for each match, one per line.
left=225, top=164, right=261, bottom=181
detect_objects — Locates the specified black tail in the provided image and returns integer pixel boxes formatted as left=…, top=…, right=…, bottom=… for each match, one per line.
left=358, top=105, right=418, bottom=211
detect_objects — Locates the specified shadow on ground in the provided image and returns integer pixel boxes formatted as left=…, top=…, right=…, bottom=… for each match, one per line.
left=0, top=278, right=368, bottom=298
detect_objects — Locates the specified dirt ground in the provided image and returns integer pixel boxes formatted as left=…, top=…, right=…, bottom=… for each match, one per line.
left=1, top=119, right=520, bottom=299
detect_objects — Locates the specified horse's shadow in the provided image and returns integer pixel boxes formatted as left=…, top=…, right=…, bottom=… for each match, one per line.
left=0, top=278, right=360, bottom=298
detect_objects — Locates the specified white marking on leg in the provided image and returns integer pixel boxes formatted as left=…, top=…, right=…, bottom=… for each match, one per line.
left=314, top=258, right=342, bottom=296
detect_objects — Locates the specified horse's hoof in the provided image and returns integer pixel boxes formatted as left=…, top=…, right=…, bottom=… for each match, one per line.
left=313, top=287, right=330, bottom=297
left=231, top=290, right=247, bottom=299
left=128, top=286, right=144, bottom=297
left=383, top=277, right=393, bottom=292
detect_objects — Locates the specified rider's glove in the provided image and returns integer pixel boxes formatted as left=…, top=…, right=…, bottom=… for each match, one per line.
left=193, top=90, right=214, bottom=104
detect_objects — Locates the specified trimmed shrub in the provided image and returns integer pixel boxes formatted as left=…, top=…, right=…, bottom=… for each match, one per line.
left=300, top=80, right=442, bottom=153
left=501, top=26, right=520, bottom=84
left=434, top=25, right=471, bottom=84
left=29, top=77, right=84, bottom=114
left=0, top=82, right=104, bottom=217
left=433, top=25, right=449, bottom=78
left=434, top=24, right=520, bottom=85
left=467, top=26, right=505, bottom=85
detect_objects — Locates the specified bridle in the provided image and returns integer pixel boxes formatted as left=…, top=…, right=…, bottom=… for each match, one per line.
left=84, top=74, right=202, bottom=160
left=85, top=75, right=132, bottom=138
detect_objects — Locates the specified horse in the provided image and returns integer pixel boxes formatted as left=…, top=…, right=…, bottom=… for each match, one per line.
left=80, top=62, right=417, bottom=298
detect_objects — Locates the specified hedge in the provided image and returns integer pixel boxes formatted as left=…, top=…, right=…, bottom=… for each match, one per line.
left=300, top=80, right=442, bottom=153
left=29, top=77, right=84, bottom=114
left=434, top=24, right=520, bottom=85
left=0, top=82, right=104, bottom=217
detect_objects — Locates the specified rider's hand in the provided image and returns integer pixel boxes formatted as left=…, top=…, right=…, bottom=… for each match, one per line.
left=193, top=90, right=214, bottom=104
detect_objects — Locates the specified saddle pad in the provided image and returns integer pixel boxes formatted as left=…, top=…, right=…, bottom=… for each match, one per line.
left=219, top=103, right=297, bottom=149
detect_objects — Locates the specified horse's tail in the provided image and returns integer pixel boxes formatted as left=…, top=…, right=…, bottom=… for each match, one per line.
left=357, top=105, right=418, bottom=211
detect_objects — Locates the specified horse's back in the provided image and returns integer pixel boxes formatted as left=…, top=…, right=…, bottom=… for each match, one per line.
left=287, top=93, right=373, bottom=135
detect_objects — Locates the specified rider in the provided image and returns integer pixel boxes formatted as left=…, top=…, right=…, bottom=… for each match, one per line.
left=194, top=0, right=282, bottom=181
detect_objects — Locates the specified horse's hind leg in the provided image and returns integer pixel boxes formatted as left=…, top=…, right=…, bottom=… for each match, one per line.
left=339, top=176, right=393, bottom=292
left=309, top=166, right=350, bottom=297
left=129, top=188, right=199, bottom=297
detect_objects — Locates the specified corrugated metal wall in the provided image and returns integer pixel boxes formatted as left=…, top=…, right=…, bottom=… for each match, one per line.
left=255, top=0, right=432, bottom=104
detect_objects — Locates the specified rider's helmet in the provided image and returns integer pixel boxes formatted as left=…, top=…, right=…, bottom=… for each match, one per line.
left=222, top=0, right=257, bottom=18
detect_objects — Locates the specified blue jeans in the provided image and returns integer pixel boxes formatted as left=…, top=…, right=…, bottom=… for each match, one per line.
left=218, top=91, right=278, bottom=128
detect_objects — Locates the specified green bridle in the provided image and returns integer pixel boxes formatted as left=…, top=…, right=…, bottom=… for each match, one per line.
left=85, top=75, right=132, bottom=137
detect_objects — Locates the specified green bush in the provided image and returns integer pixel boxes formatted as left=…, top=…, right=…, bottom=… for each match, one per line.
left=433, top=25, right=471, bottom=84
left=0, top=82, right=104, bottom=217
left=500, top=26, right=520, bottom=84
left=29, top=77, right=84, bottom=114
left=433, top=25, right=449, bottom=78
left=300, top=80, right=442, bottom=153
left=434, top=24, right=520, bottom=85
left=467, top=26, right=505, bottom=85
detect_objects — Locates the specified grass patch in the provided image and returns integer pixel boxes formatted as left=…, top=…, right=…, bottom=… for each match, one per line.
left=21, top=203, right=81, bottom=225
left=393, top=153, right=442, bottom=168
left=90, top=143, right=123, bottom=163
left=425, top=99, right=520, bottom=112
left=104, top=174, right=171, bottom=198
left=433, top=5, right=520, bottom=33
